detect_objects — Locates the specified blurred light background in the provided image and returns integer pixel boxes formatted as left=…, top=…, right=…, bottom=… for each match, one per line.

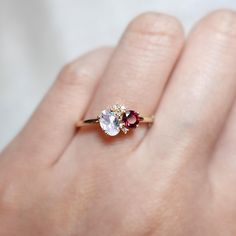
left=0, top=0, right=235, bottom=150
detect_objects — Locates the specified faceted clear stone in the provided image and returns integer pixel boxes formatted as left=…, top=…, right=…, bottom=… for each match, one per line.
left=99, top=109, right=120, bottom=136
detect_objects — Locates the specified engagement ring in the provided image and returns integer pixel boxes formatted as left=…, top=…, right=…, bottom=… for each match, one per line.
left=76, top=104, right=154, bottom=136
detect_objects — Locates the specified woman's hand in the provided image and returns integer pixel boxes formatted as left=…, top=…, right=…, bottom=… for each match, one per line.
left=1, top=9, right=236, bottom=236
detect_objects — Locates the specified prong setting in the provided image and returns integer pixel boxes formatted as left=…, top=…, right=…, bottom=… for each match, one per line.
left=98, top=104, right=141, bottom=136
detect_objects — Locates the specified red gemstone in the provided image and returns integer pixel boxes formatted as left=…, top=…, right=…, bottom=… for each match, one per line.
left=122, top=110, right=140, bottom=128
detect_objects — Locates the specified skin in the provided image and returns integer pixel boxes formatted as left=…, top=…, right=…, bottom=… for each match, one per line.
left=1, top=9, right=236, bottom=236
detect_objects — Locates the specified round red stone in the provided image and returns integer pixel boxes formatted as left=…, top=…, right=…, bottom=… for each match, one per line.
left=122, top=110, right=140, bottom=128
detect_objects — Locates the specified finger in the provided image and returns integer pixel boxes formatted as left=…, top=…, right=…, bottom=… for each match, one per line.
left=69, top=12, right=184, bottom=157
left=209, top=99, right=236, bottom=212
left=146, top=10, right=236, bottom=163
left=211, top=99, right=236, bottom=177
left=2, top=48, right=113, bottom=165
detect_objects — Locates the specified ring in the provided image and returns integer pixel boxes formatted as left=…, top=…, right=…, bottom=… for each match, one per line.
left=76, top=104, right=154, bottom=136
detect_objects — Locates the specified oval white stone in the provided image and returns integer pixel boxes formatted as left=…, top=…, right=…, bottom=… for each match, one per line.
left=99, top=109, right=120, bottom=136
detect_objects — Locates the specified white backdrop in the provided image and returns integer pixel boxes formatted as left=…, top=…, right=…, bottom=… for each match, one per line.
left=1, top=0, right=236, bottom=150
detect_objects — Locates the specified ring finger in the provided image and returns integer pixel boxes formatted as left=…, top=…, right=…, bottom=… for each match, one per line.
left=68, top=12, right=184, bottom=160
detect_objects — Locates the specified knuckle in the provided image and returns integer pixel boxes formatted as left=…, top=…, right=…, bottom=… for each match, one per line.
left=202, top=9, right=236, bottom=38
left=127, top=12, right=184, bottom=48
left=0, top=178, right=18, bottom=211
left=58, top=61, right=94, bottom=87
left=57, top=47, right=112, bottom=86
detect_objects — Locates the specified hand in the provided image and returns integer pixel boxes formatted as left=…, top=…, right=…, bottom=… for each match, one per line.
left=1, top=10, right=236, bottom=236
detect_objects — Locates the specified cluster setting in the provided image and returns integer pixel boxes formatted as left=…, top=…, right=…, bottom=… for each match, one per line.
left=99, top=104, right=141, bottom=136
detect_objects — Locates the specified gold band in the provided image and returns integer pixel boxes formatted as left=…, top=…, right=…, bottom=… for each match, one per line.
left=76, top=116, right=154, bottom=127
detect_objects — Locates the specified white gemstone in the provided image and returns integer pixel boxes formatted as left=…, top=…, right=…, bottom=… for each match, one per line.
left=99, top=109, right=120, bottom=136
